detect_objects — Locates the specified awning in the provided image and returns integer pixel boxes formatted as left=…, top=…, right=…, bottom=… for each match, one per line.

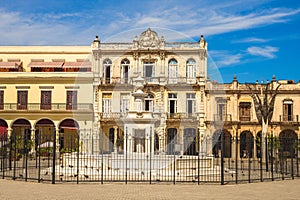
left=28, top=62, right=63, bottom=68
left=63, top=61, right=91, bottom=68
left=0, top=62, right=22, bottom=68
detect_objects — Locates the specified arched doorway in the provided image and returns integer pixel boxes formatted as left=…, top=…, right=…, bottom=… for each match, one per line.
left=58, top=119, right=79, bottom=152
left=279, top=129, right=298, bottom=158
left=212, top=129, right=232, bottom=158
left=0, top=119, right=8, bottom=141
left=184, top=128, right=197, bottom=155
left=240, top=131, right=254, bottom=158
left=35, top=119, right=55, bottom=148
left=11, top=119, right=31, bottom=155
left=167, top=128, right=177, bottom=154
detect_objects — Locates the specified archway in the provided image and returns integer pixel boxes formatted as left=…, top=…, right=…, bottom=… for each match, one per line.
left=279, top=129, right=298, bottom=158
left=184, top=128, right=197, bottom=155
left=11, top=119, right=31, bottom=155
left=212, top=129, right=232, bottom=158
left=58, top=119, right=79, bottom=152
left=35, top=119, right=55, bottom=147
left=167, top=128, right=177, bottom=154
left=240, top=131, right=254, bottom=158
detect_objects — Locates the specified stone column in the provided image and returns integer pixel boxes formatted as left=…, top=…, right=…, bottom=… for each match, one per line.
left=180, top=128, right=184, bottom=155
left=113, top=126, right=118, bottom=153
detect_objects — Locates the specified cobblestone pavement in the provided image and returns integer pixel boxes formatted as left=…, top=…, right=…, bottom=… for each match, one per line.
left=0, top=179, right=300, bottom=200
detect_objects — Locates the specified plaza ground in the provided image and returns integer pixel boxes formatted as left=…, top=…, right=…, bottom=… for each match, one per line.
left=0, top=178, right=299, bottom=200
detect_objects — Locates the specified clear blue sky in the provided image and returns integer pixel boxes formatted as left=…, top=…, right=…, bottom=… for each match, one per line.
left=0, top=0, right=299, bottom=83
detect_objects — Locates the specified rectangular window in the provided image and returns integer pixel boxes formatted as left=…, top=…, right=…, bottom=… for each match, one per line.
left=144, top=62, right=154, bottom=78
left=40, top=91, right=52, bottom=110
left=102, top=93, right=112, bottom=113
left=168, top=65, right=178, bottom=83
left=283, top=100, right=293, bottom=121
left=216, top=98, right=227, bottom=121
left=120, top=93, right=130, bottom=114
left=17, top=91, right=28, bottom=110
left=168, top=93, right=177, bottom=115
left=66, top=91, right=77, bottom=110
left=239, top=102, right=251, bottom=121
left=0, top=91, right=3, bottom=110
left=186, top=93, right=196, bottom=114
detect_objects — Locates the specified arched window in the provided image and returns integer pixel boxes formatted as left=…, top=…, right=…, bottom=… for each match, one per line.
left=145, top=93, right=154, bottom=112
left=121, top=59, right=130, bottom=83
left=103, top=59, right=112, bottom=83
left=168, top=59, right=178, bottom=83
left=186, top=59, right=196, bottom=79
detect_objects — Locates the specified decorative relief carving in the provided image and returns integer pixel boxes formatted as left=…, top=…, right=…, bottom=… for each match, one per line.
left=139, top=28, right=160, bottom=49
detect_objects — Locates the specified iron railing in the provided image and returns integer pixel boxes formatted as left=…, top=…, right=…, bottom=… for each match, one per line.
left=0, top=103, right=93, bottom=111
left=214, top=114, right=232, bottom=122
left=280, top=115, right=299, bottom=122
left=0, top=130, right=299, bottom=185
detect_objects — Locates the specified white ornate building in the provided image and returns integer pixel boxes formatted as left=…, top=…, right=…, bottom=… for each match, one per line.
left=91, top=28, right=208, bottom=155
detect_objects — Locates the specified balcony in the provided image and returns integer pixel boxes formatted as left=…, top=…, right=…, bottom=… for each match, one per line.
left=213, top=114, right=232, bottom=122
left=100, top=112, right=123, bottom=119
left=279, top=115, right=299, bottom=122
left=167, top=77, right=197, bottom=84
left=239, top=116, right=251, bottom=122
left=167, top=112, right=198, bottom=119
left=0, top=103, right=93, bottom=112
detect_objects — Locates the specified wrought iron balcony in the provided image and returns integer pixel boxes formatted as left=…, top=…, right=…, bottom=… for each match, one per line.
left=213, top=114, right=232, bottom=122
left=0, top=103, right=93, bottom=112
left=279, top=115, right=299, bottom=122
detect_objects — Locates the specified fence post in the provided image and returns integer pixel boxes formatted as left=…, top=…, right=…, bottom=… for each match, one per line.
left=76, top=130, right=80, bottom=184
left=13, top=132, right=16, bottom=180
left=235, top=131, right=238, bottom=184
left=51, top=128, right=57, bottom=184
left=270, top=136, right=274, bottom=181
left=297, top=138, right=299, bottom=177
left=125, top=129, right=128, bottom=184
left=173, top=139, right=176, bottom=185
left=265, top=136, right=268, bottom=172
left=220, top=131, right=224, bottom=185
left=260, top=139, right=263, bottom=182
left=149, top=133, right=152, bottom=185
left=101, top=129, right=104, bottom=184
left=24, top=129, right=29, bottom=182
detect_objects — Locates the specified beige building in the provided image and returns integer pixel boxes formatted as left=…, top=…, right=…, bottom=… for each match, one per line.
left=206, top=76, right=300, bottom=159
left=0, top=28, right=299, bottom=157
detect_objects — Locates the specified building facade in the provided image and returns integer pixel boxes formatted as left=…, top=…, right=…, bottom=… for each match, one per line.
left=0, top=28, right=299, bottom=158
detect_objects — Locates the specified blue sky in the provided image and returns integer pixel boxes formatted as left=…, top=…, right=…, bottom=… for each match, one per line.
left=0, top=0, right=300, bottom=83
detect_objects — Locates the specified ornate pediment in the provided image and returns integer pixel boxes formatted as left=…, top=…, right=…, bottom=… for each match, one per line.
left=137, top=28, right=164, bottom=49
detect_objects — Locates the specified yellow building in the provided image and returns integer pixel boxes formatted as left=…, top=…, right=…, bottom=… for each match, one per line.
left=0, top=46, right=94, bottom=152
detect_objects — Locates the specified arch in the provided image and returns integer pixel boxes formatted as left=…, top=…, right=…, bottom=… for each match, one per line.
left=279, top=129, right=298, bottom=158
left=240, top=131, right=254, bottom=158
left=58, top=119, right=79, bottom=152
left=103, top=59, right=112, bottom=84
left=121, top=59, right=130, bottom=83
left=168, top=58, right=178, bottom=81
left=145, top=93, right=154, bottom=111
left=184, top=128, right=197, bottom=155
left=186, top=58, right=196, bottom=78
left=167, top=128, right=178, bottom=154
left=212, top=129, right=232, bottom=158
left=35, top=118, right=55, bottom=146
left=10, top=118, right=31, bottom=154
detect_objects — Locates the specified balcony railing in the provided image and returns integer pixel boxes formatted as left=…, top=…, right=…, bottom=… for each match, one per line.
left=279, top=115, right=299, bottom=122
left=239, top=116, right=251, bottom=122
left=100, top=112, right=123, bottom=119
left=167, top=112, right=198, bottom=119
left=0, top=103, right=93, bottom=111
left=213, top=114, right=232, bottom=122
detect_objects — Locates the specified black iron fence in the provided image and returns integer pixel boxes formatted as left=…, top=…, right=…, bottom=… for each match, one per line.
left=0, top=130, right=299, bottom=185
